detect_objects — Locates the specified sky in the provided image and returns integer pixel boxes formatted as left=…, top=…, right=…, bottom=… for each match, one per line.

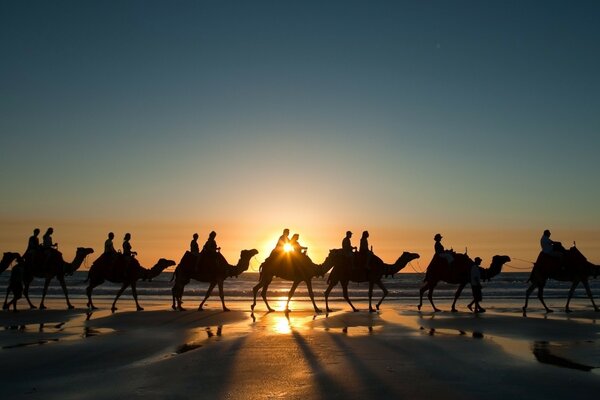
left=1, top=1, right=599, bottom=271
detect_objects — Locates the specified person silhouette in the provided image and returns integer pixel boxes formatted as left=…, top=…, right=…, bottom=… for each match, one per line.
left=541, top=229, right=563, bottom=257
left=190, top=233, right=200, bottom=254
left=203, top=231, right=221, bottom=272
left=276, top=229, right=290, bottom=252
left=359, top=231, right=370, bottom=254
left=434, top=233, right=454, bottom=266
left=290, top=233, right=307, bottom=254
left=41, top=227, right=58, bottom=270
left=25, top=228, right=41, bottom=261
left=104, top=232, right=117, bottom=255
left=190, top=232, right=201, bottom=272
left=342, top=231, right=357, bottom=269
left=122, top=233, right=137, bottom=278
left=42, top=227, right=58, bottom=250
left=122, top=233, right=137, bottom=257
left=359, top=231, right=372, bottom=271
left=467, top=257, right=485, bottom=313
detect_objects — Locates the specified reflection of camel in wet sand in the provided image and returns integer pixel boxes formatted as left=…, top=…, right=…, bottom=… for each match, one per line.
left=418, top=254, right=511, bottom=312
left=251, top=251, right=334, bottom=313
left=170, top=249, right=258, bottom=311
left=523, top=246, right=600, bottom=314
left=21, top=247, right=95, bottom=310
left=324, top=250, right=420, bottom=312
left=85, top=254, right=175, bottom=311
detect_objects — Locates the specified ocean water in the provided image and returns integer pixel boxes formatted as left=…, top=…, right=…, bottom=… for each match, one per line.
left=1, top=271, right=599, bottom=303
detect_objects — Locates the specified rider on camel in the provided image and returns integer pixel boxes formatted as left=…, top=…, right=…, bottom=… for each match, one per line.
left=342, top=230, right=357, bottom=270
left=290, top=233, right=307, bottom=255
left=434, top=233, right=454, bottom=267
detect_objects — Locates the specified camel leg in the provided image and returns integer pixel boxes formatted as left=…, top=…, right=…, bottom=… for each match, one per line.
left=251, top=279, right=264, bottom=311
left=58, top=276, right=74, bottom=309
left=131, top=282, right=143, bottom=311
left=21, top=280, right=36, bottom=309
left=86, top=280, right=101, bottom=310
left=375, top=280, right=388, bottom=310
left=418, top=281, right=429, bottom=310
left=428, top=284, right=441, bottom=312
left=305, top=280, right=321, bottom=313
left=342, top=281, right=358, bottom=312
left=3, top=286, right=11, bottom=310
left=582, top=279, right=599, bottom=312
left=368, top=281, right=376, bottom=313
left=285, top=281, right=301, bottom=312
left=537, top=284, right=552, bottom=313
left=111, top=283, right=129, bottom=312
left=199, top=282, right=216, bottom=311
left=451, top=283, right=467, bottom=312
left=260, top=278, right=275, bottom=312
left=171, top=285, right=178, bottom=310
left=565, top=281, right=579, bottom=313
left=39, top=278, right=52, bottom=310
left=324, top=280, right=336, bottom=313
left=217, top=280, right=229, bottom=312
left=523, top=283, right=537, bottom=315
left=174, top=278, right=190, bottom=311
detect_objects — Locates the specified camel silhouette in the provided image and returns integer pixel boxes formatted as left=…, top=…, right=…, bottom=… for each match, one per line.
left=19, top=247, right=94, bottom=310
left=523, top=246, right=600, bottom=314
left=170, top=249, right=258, bottom=311
left=324, top=250, right=420, bottom=312
left=250, top=251, right=334, bottom=313
left=1, top=253, right=24, bottom=311
left=85, top=253, right=175, bottom=312
left=418, top=254, right=511, bottom=312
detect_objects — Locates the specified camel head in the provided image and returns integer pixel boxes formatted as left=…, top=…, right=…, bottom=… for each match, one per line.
left=0, top=252, right=22, bottom=273
left=240, top=249, right=259, bottom=262
left=483, top=255, right=511, bottom=280
left=398, top=251, right=420, bottom=265
left=76, top=247, right=95, bottom=258
left=229, top=249, right=259, bottom=277
left=145, top=258, right=176, bottom=281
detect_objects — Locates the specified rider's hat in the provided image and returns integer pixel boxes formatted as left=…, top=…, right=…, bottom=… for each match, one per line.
left=434, top=233, right=442, bottom=240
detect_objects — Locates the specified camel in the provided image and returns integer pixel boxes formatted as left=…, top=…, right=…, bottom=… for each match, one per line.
left=170, top=249, right=258, bottom=311
left=523, top=246, right=600, bottom=314
left=18, top=247, right=95, bottom=310
left=324, top=250, right=420, bottom=313
left=418, top=253, right=511, bottom=312
left=85, top=253, right=176, bottom=312
left=250, top=250, right=334, bottom=313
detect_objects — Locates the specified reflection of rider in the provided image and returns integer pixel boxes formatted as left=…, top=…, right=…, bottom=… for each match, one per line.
left=342, top=231, right=357, bottom=269
left=290, top=233, right=307, bottom=254
left=434, top=233, right=454, bottom=266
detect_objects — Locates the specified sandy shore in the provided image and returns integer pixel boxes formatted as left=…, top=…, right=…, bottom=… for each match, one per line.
left=1, top=297, right=600, bottom=399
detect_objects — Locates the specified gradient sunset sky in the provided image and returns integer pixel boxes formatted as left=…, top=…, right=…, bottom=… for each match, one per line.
left=1, top=1, right=599, bottom=270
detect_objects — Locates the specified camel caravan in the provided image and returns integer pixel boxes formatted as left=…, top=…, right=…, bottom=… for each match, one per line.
left=2, top=227, right=599, bottom=315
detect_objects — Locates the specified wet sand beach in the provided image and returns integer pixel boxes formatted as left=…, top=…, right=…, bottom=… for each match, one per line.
left=1, top=298, right=600, bottom=399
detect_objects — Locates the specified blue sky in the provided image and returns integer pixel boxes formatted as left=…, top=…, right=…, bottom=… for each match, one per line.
left=1, top=1, right=599, bottom=266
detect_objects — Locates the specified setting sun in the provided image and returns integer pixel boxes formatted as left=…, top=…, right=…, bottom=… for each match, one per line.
left=283, top=243, right=293, bottom=252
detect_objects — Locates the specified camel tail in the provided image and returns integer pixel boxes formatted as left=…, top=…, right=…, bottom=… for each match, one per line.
left=83, top=269, right=90, bottom=283
left=169, top=269, right=177, bottom=282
